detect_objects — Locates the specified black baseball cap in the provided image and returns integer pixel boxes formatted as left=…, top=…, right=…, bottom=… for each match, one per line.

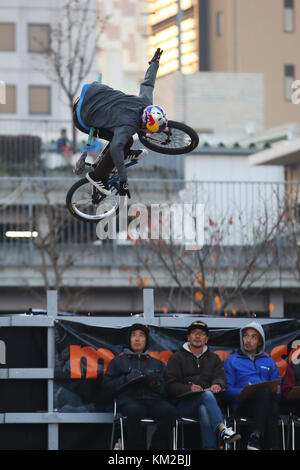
left=187, top=321, right=209, bottom=336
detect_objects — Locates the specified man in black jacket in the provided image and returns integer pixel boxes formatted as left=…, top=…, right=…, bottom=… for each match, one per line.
left=102, top=323, right=178, bottom=450
left=165, top=321, right=241, bottom=450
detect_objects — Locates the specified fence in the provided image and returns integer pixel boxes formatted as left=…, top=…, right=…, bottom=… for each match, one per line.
left=0, top=118, right=184, bottom=178
left=0, top=177, right=299, bottom=263
left=0, top=289, right=289, bottom=450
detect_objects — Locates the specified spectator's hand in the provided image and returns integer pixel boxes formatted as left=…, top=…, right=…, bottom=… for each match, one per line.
left=149, top=48, right=163, bottom=64
left=272, top=384, right=280, bottom=394
left=190, top=384, right=203, bottom=392
left=204, top=384, right=222, bottom=394
left=126, top=368, right=144, bottom=383
left=143, top=370, right=157, bottom=387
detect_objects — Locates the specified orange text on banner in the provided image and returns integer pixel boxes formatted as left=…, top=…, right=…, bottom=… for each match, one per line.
left=68, top=345, right=295, bottom=379
left=70, top=346, right=115, bottom=379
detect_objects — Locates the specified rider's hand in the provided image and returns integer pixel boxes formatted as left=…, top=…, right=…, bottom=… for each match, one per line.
left=118, top=180, right=131, bottom=198
left=148, top=48, right=163, bottom=64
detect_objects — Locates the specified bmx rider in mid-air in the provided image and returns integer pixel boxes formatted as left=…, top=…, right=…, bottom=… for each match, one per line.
left=73, top=47, right=167, bottom=198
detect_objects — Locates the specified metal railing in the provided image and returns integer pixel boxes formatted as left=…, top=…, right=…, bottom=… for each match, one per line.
left=0, top=118, right=184, bottom=178
left=0, top=177, right=299, bottom=270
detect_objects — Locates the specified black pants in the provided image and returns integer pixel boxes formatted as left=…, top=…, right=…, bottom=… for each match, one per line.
left=74, top=111, right=134, bottom=181
left=91, top=128, right=133, bottom=182
left=236, top=388, right=281, bottom=449
left=119, top=398, right=178, bottom=450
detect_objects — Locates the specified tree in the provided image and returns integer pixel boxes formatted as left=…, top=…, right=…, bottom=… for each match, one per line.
left=41, top=0, right=107, bottom=150
left=121, top=181, right=290, bottom=316
left=29, top=185, right=88, bottom=312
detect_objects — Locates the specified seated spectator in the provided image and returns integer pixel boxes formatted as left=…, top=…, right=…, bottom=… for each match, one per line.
left=224, top=321, right=281, bottom=450
left=56, top=128, right=72, bottom=165
left=165, top=321, right=241, bottom=450
left=282, top=361, right=300, bottom=415
left=101, top=323, right=178, bottom=450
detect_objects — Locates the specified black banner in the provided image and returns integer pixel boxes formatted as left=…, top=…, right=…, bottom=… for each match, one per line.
left=54, top=319, right=300, bottom=412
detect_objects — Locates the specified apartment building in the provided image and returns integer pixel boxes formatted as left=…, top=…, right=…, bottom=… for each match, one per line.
left=96, top=0, right=148, bottom=93
left=0, top=0, right=101, bottom=127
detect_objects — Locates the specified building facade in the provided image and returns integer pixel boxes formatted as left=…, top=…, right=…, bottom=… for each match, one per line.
left=97, top=0, right=149, bottom=93
left=0, top=0, right=101, bottom=130
left=148, top=0, right=300, bottom=129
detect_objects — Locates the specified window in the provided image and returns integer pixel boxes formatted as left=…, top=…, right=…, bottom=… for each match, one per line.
left=284, top=0, right=294, bottom=32
left=29, top=86, right=51, bottom=114
left=0, top=23, right=15, bottom=51
left=216, top=12, right=223, bottom=36
left=285, top=65, right=295, bottom=100
left=0, top=85, right=16, bottom=113
left=28, top=24, right=50, bottom=53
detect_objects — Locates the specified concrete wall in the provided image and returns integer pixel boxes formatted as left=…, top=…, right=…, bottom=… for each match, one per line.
left=154, top=71, right=264, bottom=137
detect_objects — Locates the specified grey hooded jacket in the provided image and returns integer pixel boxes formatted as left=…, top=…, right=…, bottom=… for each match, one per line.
left=80, top=61, right=159, bottom=181
left=240, top=321, right=266, bottom=360
left=224, top=321, right=280, bottom=402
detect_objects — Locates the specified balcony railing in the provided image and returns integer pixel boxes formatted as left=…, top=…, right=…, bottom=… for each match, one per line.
left=0, top=119, right=184, bottom=178
left=0, top=177, right=299, bottom=271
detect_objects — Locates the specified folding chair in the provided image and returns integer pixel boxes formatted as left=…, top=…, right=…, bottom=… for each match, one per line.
left=290, top=414, right=300, bottom=450
left=174, top=415, right=232, bottom=450
left=110, top=400, right=177, bottom=450
left=230, top=413, right=286, bottom=450
left=174, top=417, right=199, bottom=450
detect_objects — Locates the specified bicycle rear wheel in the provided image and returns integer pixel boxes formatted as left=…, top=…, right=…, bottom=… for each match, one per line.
left=66, top=176, right=120, bottom=222
left=138, top=120, right=199, bottom=155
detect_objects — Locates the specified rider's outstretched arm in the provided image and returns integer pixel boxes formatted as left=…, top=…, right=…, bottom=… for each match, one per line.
left=139, top=48, right=163, bottom=100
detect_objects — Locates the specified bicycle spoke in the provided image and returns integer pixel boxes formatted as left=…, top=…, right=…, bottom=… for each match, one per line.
left=144, top=128, right=191, bottom=149
left=73, top=198, right=92, bottom=205
left=68, top=179, right=120, bottom=221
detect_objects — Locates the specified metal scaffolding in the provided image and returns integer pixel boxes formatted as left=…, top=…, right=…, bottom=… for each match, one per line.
left=0, top=289, right=285, bottom=450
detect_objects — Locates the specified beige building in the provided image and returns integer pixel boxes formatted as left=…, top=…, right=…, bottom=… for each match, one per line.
left=148, top=0, right=300, bottom=129
left=97, top=0, right=149, bottom=94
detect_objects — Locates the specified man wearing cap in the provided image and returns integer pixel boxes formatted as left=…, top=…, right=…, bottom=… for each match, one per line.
left=102, top=323, right=178, bottom=450
left=224, top=321, right=281, bottom=450
left=165, top=321, right=241, bottom=450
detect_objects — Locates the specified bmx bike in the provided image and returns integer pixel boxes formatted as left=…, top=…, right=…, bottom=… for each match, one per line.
left=66, top=120, right=199, bottom=223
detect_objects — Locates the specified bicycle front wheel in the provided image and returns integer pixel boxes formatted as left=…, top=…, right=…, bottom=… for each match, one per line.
left=138, top=120, right=199, bottom=155
left=66, top=177, right=120, bottom=222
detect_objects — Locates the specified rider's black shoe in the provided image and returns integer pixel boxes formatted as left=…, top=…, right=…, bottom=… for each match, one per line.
left=86, top=172, right=112, bottom=196
left=118, top=180, right=131, bottom=198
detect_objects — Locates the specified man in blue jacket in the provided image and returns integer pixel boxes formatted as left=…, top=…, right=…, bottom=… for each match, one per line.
left=224, top=321, right=281, bottom=450
left=102, top=323, right=178, bottom=450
